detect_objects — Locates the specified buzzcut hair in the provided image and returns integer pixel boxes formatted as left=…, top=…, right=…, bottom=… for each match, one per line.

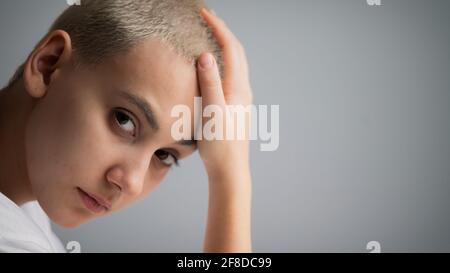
left=7, top=0, right=223, bottom=88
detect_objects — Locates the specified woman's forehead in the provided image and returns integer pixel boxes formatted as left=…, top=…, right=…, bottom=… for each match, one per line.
left=91, top=40, right=200, bottom=131
left=104, top=40, right=198, bottom=96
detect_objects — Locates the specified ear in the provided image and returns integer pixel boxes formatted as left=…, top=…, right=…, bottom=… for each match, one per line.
left=23, top=30, right=73, bottom=98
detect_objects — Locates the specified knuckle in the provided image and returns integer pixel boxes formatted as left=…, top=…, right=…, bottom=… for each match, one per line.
left=238, top=42, right=246, bottom=56
left=229, top=37, right=245, bottom=57
left=217, top=17, right=227, bottom=28
left=201, top=74, right=220, bottom=91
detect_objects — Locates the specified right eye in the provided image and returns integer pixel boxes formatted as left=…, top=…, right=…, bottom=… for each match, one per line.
left=154, top=149, right=179, bottom=167
left=113, top=109, right=137, bottom=137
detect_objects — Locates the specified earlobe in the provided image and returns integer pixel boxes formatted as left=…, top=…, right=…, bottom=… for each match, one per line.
left=23, top=30, right=73, bottom=98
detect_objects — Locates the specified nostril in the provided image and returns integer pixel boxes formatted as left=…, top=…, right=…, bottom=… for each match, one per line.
left=112, top=182, right=122, bottom=192
left=106, top=167, right=124, bottom=191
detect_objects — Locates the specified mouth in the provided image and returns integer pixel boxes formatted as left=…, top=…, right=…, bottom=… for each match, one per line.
left=77, top=187, right=112, bottom=214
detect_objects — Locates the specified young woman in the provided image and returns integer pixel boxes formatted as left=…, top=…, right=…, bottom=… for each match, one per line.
left=0, top=0, right=252, bottom=253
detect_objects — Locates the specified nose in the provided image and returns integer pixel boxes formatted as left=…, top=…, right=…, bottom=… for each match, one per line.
left=106, top=154, right=150, bottom=197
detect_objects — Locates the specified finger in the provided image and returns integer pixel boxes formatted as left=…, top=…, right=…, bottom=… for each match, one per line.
left=197, top=52, right=226, bottom=108
left=200, top=8, right=244, bottom=87
left=200, top=8, right=238, bottom=48
left=200, top=7, right=243, bottom=65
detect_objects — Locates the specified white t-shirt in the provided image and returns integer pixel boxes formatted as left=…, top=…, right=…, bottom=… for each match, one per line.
left=0, top=192, right=66, bottom=253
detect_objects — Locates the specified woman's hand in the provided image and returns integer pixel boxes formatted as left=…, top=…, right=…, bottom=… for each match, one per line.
left=197, top=8, right=253, bottom=253
left=197, top=8, right=253, bottom=181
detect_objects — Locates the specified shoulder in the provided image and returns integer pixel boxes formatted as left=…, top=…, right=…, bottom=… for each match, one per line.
left=0, top=193, right=63, bottom=253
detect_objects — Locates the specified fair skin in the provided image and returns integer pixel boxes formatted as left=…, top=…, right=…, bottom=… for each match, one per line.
left=0, top=9, right=252, bottom=252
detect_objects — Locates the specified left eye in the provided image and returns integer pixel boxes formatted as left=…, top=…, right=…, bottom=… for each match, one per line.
left=155, top=150, right=179, bottom=167
left=114, top=110, right=136, bottom=136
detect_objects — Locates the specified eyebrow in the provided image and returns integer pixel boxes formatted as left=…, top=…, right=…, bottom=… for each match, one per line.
left=118, top=90, right=198, bottom=150
left=118, top=90, right=159, bottom=130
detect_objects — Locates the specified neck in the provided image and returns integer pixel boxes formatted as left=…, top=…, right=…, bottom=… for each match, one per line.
left=0, top=81, right=35, bottom=205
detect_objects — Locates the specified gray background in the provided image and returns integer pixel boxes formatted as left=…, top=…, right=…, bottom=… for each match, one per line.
left=1, top=0, right=449, bottom=252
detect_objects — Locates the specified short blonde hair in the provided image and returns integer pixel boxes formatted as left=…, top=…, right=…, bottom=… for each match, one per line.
left=8, top=0, right=222, bottom=87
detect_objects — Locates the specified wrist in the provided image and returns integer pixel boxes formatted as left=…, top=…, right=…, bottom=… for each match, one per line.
left=206, top=162, right=252, bottom=198
left=206, top=157, right=250, bottom=182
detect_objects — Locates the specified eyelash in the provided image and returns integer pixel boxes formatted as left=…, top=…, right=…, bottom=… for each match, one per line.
left=154, top=150, right=180, bottom=167
left=112, top=108, right=180, bottom=167
left=114, top=108, right=138, bottom=136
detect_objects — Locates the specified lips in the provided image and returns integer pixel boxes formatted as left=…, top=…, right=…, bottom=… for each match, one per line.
left=77, top=187, right=112, bottom=214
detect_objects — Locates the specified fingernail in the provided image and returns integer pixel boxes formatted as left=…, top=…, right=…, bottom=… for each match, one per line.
left=210, top=9, right=216, bottom=15
left=199, top=53, right=213, bottom=69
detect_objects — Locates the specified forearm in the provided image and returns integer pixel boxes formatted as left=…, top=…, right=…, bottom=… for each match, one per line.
left=197, top=7, right=254, bottom=254
left=203, top=167, right=252, bottom=253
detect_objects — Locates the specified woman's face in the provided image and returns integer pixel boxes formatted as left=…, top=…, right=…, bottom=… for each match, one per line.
left=25, top=40, right=199, bottom=227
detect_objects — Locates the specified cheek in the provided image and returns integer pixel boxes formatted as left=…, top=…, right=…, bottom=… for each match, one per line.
left=121, top=164, right=169, bottom=206
left=25, top=98, right=117, bottom=227
left=25, top=103, right=72, bottom=194
left=25, top=93, right=109, bottom=201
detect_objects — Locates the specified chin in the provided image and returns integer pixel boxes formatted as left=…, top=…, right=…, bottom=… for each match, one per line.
left=39, top=199, right=92, bottom=228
